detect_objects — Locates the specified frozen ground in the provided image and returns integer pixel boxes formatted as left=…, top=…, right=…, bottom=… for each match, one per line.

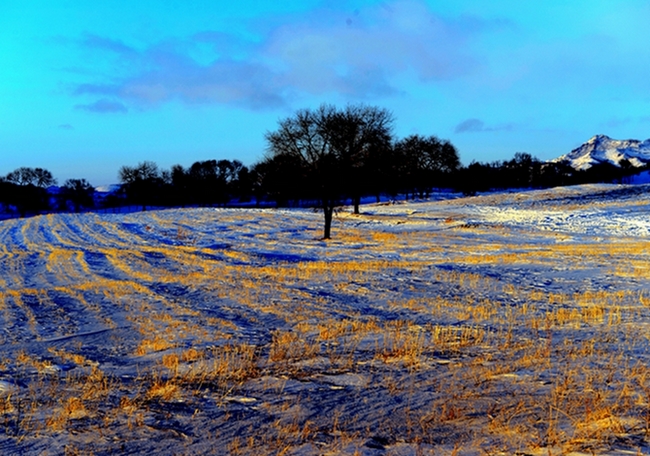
left=0, top=183, right=650, bottom=455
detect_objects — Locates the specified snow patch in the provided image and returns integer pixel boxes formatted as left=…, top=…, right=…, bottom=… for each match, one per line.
left=553, top=134, right=650, bottom=170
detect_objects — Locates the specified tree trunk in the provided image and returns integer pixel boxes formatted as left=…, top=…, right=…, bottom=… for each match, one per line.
left=353, top=195, right=360, bottom=215
left=323, top=204, right=333, bottom=239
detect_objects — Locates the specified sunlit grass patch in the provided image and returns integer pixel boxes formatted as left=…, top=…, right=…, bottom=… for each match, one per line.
left=135, top=336, right=175, bottom=356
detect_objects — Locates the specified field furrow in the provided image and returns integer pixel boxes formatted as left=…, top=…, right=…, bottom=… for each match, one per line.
left=1, top=185, right=650, bottom=455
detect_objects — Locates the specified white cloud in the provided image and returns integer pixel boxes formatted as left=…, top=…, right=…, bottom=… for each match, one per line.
left=69, top=0, right=500, bottom=110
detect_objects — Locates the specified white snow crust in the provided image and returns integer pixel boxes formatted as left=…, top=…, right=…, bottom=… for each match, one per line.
left=0, top=183, right=649, bottom=454
left=554, top=134, right=650, bottom=170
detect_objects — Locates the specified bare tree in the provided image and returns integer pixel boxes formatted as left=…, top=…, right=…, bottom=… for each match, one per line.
left=394, top=135, right=460, bottom=198
left=266, top=104, right=340, bottom=239
left=33, top=168, right=57, bottom=188
left=265, top=104, right=395, bottom=237
left=3, top=167, right=57, bottom=216
left=61, top=178, right=95, bottom=212
left=328, top=105, right=394, bottom=214
left=119, top=161, right=162, bottom=210
left=5, top=168, right=35, bottom=186
left=5, top=167, right=56, bottom=188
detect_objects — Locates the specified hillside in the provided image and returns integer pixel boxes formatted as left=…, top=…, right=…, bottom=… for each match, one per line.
left=553, top=134, right=650, bottom=170
left=0, top=184, right=649, bottom=454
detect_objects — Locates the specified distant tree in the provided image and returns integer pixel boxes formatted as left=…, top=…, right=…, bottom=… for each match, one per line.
left=394, top=135, right=460, bottom=198
left=539, top=161, right=574, bottom=188
left=455, top=161, right=498, bottom=195
left=61, top=179, right=95, bottom=212
left=119, top=160, right=160, bottom=184
left=254, top=154, right=309, bottom=207
left=616, top=158, right=639, bottom=184
left=0, top=179, right=12, bottom=212
left=372, top=143, right=402, bottom=199
left=231, top=163, right=253, bottom=203
left=5, top=167, right=35, bottom=186
left=216, top=159, right=244, bottom=205
left=267, top=104, right=377, bottom=238
left=327, top=105, right=394, bottom=213
left=456, top=152, right=581, bottom=194
left=3, top=167, right=57, bottom=216
left=187, top=160, right=221, bottom=205
left=5, top=167, right=56, bottom=188
left=170, top=164, right=188, bottom=188
left=265, top=104, right=341, bottom=238
left=217, top=159, right=241, bottom=183
left=501, top=152, right=542, bottom=188
left=167, top=159, right=246, bottom=206
left=169, top=164, right=190, bottom=206
left=119, top=161, right=163, bottom=210
left=33, top=168, right=57, bottom=188
left=249, top=162, right=267, bottom=206
left=265, top=104, right=397, bottom=238
left=579, top=162, right=622, bottom=184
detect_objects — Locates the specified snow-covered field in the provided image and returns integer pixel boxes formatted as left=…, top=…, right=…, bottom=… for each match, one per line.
left=1, top=184, right=650, bottom=455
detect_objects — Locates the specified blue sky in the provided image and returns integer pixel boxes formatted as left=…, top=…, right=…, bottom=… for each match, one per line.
left=2, top=0, right=650, bottom=186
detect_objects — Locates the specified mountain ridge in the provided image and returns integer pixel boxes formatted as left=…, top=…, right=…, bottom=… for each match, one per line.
left=554, top=134, right=650, bottom=170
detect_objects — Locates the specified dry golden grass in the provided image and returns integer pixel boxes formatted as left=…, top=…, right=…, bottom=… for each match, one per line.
left=45, top=397, right=88, bottom=431
left=146, top=378, right=180, bottom=402
left=135, top=336, right=175, bottom=356
left=268, top=330, right=320, bottom=364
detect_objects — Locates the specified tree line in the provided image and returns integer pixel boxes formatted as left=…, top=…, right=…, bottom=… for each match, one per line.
left=115, top=104, right=462, bottom=238
left=0, top=103, right=644, bottom=236
left=0, top=169, right=94, bottom=217
left=456, top=153, right=642, bottom=195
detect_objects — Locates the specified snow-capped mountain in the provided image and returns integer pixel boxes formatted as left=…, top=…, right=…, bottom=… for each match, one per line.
left=554, top=134, right=650, bottom=170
